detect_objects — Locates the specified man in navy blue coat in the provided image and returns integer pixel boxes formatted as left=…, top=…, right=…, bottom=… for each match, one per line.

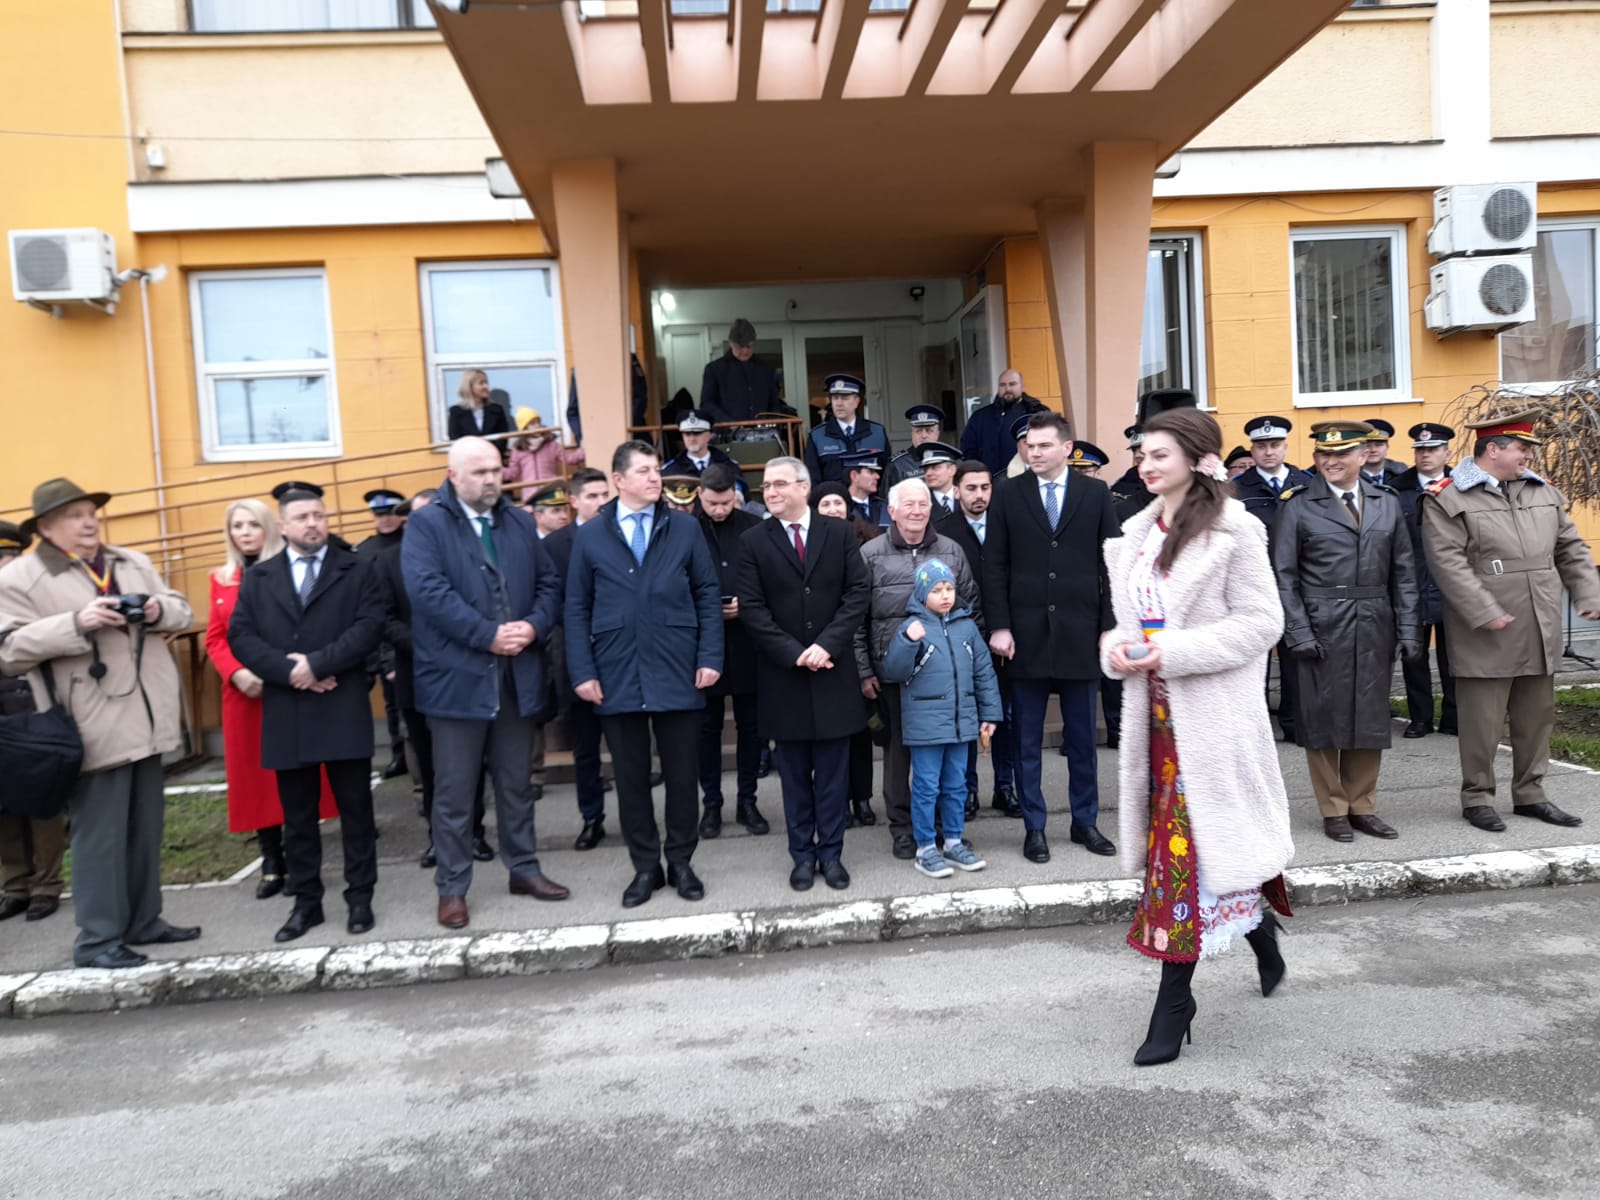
left=565, top=440, right=725, bottom=908
left=959, top=369, right=1044, bottom=476
left=404, top=438, right=568, bottom=930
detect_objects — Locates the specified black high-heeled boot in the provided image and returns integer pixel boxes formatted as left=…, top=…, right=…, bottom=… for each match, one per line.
left=1134, top=960, right=1197, bottom=1067
left=255, top=825, right=286, bottom=900
left=1244, top=911, right=1286, bottom=998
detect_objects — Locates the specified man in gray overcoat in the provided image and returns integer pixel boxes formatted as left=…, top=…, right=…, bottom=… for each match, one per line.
left=1274, top=421, right=1422, bottom=843
left=1420, top=409, right=1600, bottom=832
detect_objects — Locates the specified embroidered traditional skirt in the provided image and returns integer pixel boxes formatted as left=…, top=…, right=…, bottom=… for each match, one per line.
left=1126, top=670, right=1280, bottom=962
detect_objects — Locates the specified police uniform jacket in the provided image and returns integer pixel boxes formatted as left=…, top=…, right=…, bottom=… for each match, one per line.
left=885, top=446, right=925, bottom=490
left=1271, top=475, right=1421, bottom=750
left=661, top=446, right=739, bottom=479
left=804, top=417, right=890, bottom=488
left=850, top=493, right=890, bottom=529
left=1391, top=464, right=1450, bottom=626
left=1234, top=464, right=1313, bottom=530
left=697, top=507, right=763, bottom=696
left=1420, top=458, right=1600, bottom=679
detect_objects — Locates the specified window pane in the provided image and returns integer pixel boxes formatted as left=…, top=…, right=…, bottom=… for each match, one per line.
left=1293, top=236, right=1396, bottom=394
left=443, top=365, right=558, bottom=430
left=193, top=0, right=398, bottom=32
left=671, top=0, right=727, bottom=12
left=199, top=275, right=330, bottom=364
left=428, top=267, right=558, bottom=355
left=214, top=376, right=331, bottom=446
left=1501, top=228, right=1596, bottom=385
left=1140, top=241, right=1191, bottom=395
left=767, top=0, right=822, bottom=10
left=410, top=0, right=437, bottom=26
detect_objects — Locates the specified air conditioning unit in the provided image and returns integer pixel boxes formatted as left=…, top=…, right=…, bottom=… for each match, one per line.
left=1424, top=254, right=1535, bottom=333
left=1427, top=183, right=1537, bottom=257
left=8, top=228, right=117, bottom=304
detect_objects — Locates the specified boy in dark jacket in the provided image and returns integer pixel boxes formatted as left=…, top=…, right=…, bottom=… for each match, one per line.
left=880, top=559, right=1001, bottom=879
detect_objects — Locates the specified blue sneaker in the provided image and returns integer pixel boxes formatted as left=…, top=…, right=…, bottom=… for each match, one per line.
left=943, top=842, right=986, bottom=872
left=915, top=847, right=953, bottom=879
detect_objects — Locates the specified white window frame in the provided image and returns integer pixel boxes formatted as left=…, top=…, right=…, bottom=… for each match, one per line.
left=1289, top=224, right=1413, bottom=409
left=1497, top=215, right=1600, bottom=396
left=190, top=267, right=341, bottom=463
left=1144, top=232, right=1210, bottom=408
left=419, top=259, right=567, bottom=445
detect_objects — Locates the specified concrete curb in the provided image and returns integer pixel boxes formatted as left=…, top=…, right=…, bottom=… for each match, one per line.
left=6, top=844, right=1598, bottom=1020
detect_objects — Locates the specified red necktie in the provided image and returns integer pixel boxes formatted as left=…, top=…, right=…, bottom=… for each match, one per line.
left=790, top=522, right=805, bottom=565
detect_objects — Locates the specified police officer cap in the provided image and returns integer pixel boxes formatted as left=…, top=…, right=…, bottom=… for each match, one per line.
left=677, top=409, right=714, bottom=433
left=1408, top=422, right=1455, bottom=448
left=661, top=476, right=701, bottom=505
left=1224, top=445, right=1254, bottom=468
left=1068, top=441, right=1108, bottom=469
left=363, top=488, right=406, bottom=513
left=1309, top=419, right=1374, bottom=453
left=1244, top=416, right=1293, bottom=442
left=842, top=450, right=885, bottom=476
left=0, top=520, right=30, bottom=553
left=913, top=440, right=960, bottom=467
left=1009, top=413, right=1033, bottom=442
left=1466, top=409, right=1543, bottom=445
left=272, top=480, right=324, bottom=503
left=1364, top=417, right=1396, bottom=441
left=905, top=404, right=943, bottom=427
left=530, top=484, right=570, bottom=508
left=1124, top=424, right=1145, bottom=449
left=826, top=373, right=865, bottom=397
left=1138, top=388, right=1197, bottom=424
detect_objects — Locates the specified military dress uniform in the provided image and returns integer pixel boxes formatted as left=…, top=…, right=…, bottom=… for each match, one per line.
left=661, top=409, right=740, bottom=479
left=1392, top=422, right=1458, bottom=737
left=1273, top=421, right=1421, bottom=842
left=804, top=374, right=890, bottom=488
left=914, top=440, right=963, bottom=519
left=1420, top=411, right=1600, bottom=831
left=885, top=404, right=944, bottom=489
left=1359, top=418, right=1407, bottom=488
left=356, top=488, right=409, bottom=779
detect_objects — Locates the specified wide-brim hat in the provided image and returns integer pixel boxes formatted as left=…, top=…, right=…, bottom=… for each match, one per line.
left=20, top=477, right=111, bottom=537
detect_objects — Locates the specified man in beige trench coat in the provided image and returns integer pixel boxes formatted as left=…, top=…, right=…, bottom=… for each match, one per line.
left=1420, top=411, right=1600, bottom=832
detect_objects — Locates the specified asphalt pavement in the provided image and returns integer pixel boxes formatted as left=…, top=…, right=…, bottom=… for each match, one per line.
left=2, top=884, right=1595, bottom=1200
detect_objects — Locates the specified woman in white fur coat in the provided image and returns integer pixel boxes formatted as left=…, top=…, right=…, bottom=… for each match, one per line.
left=1100, top=407, right=1295, bottom=1067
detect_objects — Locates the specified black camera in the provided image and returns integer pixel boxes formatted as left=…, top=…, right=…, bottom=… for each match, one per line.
left=109, top=594, right=149, bottom=625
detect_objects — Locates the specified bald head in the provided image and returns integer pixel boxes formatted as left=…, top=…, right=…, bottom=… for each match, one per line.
left=998, top=370, right=1024, bottom=403
left=449, top=436, right=504, bottom=513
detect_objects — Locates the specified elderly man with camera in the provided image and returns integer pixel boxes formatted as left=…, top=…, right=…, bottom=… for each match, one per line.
left=0, top=478, right=200, bottom=969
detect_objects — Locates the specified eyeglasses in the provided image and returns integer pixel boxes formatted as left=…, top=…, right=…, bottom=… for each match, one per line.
left=762, top=478, right=799, bottom=490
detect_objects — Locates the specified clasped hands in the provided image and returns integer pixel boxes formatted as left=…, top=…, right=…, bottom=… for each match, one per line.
left=1106, top=638, right=1163, bottom=675
left=287, top=652, right=336, bottom=693
left=490, top=620, right=538, bottom=656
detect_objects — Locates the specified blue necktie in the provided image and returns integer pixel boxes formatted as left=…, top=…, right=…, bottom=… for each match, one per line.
left=1044, top=482, right=1059, bottom=529
left=629, top=512, right=648, bottom=565
left=1268, top=477, right=1282, bottom=496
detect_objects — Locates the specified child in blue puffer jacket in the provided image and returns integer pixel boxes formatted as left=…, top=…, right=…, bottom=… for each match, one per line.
left=880, top=558, right=1002, bottom=879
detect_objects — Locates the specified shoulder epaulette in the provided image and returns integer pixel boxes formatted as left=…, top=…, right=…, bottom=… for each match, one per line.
left=1424, top=477, right=1453, bottom=496
left=1279, top=485, right=1306, bottom=501
left=1373, top=482, right=1398, bottom=495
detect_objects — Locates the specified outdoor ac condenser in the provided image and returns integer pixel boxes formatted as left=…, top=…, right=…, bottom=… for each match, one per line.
left=1427, top=183, right=1537, bottom=258
left=8, top=227, right=118, bottom=304
left=1424, top=254, right=1535, bottom=334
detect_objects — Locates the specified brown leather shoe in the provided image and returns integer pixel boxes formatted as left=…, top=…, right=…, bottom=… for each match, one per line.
left=1322, top=816, right=1354, bottom=843
left=1348, top=814, right=1399, bottom=840
left=437, top=895, right=469, bottom=929
left=509, top=873, right=571, bottom=901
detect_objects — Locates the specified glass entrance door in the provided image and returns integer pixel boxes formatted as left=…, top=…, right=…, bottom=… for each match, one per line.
left=799, top=330, right=870, bottom=433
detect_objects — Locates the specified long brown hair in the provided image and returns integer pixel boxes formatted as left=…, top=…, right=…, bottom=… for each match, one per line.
left=1142, top=407, right=1227, bottom=572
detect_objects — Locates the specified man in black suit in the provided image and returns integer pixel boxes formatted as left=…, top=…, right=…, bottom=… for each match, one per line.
left=693, top=463, right=769, bottom=840
left=984, top=411, right=1118, bottom=864
left=937, top=460, right=1020, bottom=820
left=737, top=455, right=871, bottom=891
left=229, top=483, right=386, bottom=943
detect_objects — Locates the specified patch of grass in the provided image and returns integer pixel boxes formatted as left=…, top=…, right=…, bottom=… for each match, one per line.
left=1389, top=687, right=1600, bottom=768
left=1550, top=734, right=1600, bottom=769
left=63, top=790, right=259, bottom=888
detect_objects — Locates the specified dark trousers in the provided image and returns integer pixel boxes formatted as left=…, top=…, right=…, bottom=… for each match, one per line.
left=1402, top=621, right=1457, bottom=730
left=68, top=756, right=167, bottom=965
left=965, top=669, right=1016, bottom=793
left=380, top=673, right=404, bottom=752
left=1011, top=677, right=1099, bottom=832
left=776, top=736, right=850, bottom=866
left=405, top=707, right=486, bottom=838
left=276, top=757, right=376, bottom=910
left=568, top=697, right=606, bottom=822
left=1267, top=641, right=1299, bottom=734
left=880, top=683, right=915, bottom=836
left=602, top=708, right=701, bottom=872
left=429, top=671, right=542, bottom=896
left=1100, top=676, right=1122, bottom=742
left=699, top=690, right=760, bottom=809
left=848, top=727, right=874, bottom=803
left=0, top=811, right=68, bottom=899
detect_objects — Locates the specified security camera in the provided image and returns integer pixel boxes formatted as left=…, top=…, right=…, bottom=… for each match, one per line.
left=433, top=0, right=469, bottom=13
left=909, top=285, right=926, bottom=301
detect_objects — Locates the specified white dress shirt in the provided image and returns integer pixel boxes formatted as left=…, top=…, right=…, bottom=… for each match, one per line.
left=290, top=544, right=328, bottom=594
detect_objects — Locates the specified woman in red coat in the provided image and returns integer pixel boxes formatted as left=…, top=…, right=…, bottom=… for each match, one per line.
left=205, top=499, right=335, bottom=899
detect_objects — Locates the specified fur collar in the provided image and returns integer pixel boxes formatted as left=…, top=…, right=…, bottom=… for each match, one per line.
left=1451, top=457, right=1543, bottom=493
left=1109, top=497, right=1256, bottom=626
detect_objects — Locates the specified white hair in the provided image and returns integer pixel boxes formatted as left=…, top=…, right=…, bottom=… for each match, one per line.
left=888, top=478, right=930, bottom=509
left=765, top=456, right=809, bottom=484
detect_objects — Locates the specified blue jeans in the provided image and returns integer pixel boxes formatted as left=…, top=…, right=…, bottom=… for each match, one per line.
left=908, top=743, right=971, bottom=848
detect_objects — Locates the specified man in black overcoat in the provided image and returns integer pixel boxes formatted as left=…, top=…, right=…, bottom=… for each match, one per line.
left=983, top=411, right=1118, bottom=865
left=737, top=455, right=871, bottom=891
left=229, top=485, right=385, bottom=944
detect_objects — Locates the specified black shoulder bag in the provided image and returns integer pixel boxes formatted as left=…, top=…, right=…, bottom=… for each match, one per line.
left=0, top=664, right=84, bottom=820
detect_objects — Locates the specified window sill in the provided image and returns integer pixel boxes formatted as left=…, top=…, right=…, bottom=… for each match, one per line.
left=1293, top=393, right=1424, bottom=410
left=123, top=30, right=441, bottom=51
left=202, top=444, right=344, bottom=464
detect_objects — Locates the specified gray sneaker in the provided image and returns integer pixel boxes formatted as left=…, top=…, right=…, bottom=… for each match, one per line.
left=943, top=842, right=987, bottom=872
left=915, top=847, right=953, bottom=879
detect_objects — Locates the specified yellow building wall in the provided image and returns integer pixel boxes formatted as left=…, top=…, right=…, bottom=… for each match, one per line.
left=1492, top=7, right=1600, bottom=139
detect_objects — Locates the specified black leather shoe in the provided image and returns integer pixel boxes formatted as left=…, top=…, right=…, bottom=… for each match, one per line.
left=1323, top=816, right=1354, bottom=842
left=736, top=803, right=771, bottom=836
left=128, top=923, right=201, bottom=945
left=274, top=905, right=325, bottom=943
left=574, top=820, right=606, bottom=851
left=1278, top=725, right=1296, bottom=743
left=820, top=859, right=850, bottom=890
left=420, top=841, right=437, bottom=869
left=964, top=790, right=979, bottom=821
left=699, top=807, right=723, bottom=839
left=1463, top=805, right=1506, bottom=832
left=255, top=872, right=284, bottom=901
left=852, top=799, right=877, bottom=827
left=1023, top=830, right=1051, bottom=863
left=992, top=788, right=1024, bottom=819
left=1069, top=824, right=1115, bottom=856
left=667, top=863, right=705, bottom=901
left=1348, top=813, right=1399, bottom=839
left=1105, top=727, right=1120, bottom=750
left=381, top=756, right=409, bottom=780
left=1512, top=801, right=1583, bottom=828
left=24, top=896, right=60, bottom=922
left=622, top=865, right=667, bottom=908
left=1403, top=721, right=1431, bottom=739
left=789, top=860, right=816, bottom=891
left=472, top=836, right=495, bottom=863
left=0, top=897, right=28, bottom=921
left=81, top=944, right=148, bottom=970
left=891, top=833, right=916, bottom=860
left=347, top=904, right=375, bottom=935
left=602, top=778, right=615, bottom=793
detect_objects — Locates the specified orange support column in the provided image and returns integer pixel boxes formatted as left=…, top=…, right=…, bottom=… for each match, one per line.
left=551, top=158, right=631, bottom=463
